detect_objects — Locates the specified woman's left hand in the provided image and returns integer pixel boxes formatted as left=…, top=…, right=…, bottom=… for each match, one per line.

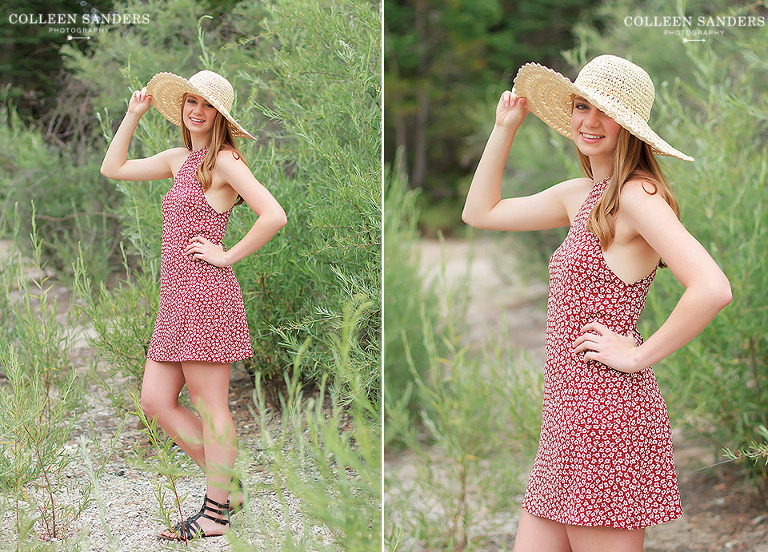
left=573, top=321, right=646, bottom=374
left=185, top=236, right=230, bottom=267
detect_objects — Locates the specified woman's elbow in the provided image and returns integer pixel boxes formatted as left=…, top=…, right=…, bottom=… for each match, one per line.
left=272, top=208, right=288, bottom=230
left=716, top=277, right=732, bottom=309
left=705, top=273, right=732, bottom=311
left=461, top=207, right=478, bottom=228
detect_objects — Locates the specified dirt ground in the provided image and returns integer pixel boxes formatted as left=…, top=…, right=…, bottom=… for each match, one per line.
left=390, top=237, right=768, bottom=552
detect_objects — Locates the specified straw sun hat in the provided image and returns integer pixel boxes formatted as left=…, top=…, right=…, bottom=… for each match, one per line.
left=513, top=54, right=693, bottom=162
left=146, top=69, right=255, bottom=140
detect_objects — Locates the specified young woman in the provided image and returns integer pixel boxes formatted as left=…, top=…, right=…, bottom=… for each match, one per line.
left=462, top=55, right=731, bottom=551
left=101, top=69, right=287, bottom=540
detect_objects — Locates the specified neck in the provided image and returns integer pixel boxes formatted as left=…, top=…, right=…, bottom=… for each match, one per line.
left=588, top=155, right=612, bottom=183
left=189, top=131, right=211, bottom=151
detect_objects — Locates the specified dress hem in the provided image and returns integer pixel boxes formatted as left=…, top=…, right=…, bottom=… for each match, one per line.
left=521, top=506, right=684, bottom=531
left=146, top=353, right=253, bottom=364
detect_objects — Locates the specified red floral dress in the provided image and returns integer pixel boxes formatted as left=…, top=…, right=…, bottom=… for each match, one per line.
left=147, top=147, right=253, bottom=364
left=522, top=177, right=682, bottom=529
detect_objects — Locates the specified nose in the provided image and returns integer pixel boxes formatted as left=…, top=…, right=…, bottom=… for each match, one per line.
left=584, top=108, right=601, bottom=128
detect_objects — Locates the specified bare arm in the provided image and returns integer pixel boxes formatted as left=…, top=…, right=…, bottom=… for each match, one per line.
left=574, top=182, right=732, bottom=372
left=186, top=151, right=287, bottom=267
left=462, top=91, right=575, bottom=231
left=100, top=87, right=177, bottom=181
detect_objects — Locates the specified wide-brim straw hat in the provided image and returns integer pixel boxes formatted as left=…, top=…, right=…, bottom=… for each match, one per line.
left=146, top=69, right=255, bottom=140
left=513, top=54, right=693, bottom=162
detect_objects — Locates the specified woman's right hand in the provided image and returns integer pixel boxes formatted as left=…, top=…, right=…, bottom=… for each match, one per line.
left=495, top=90, right=529, bottom=130
left=127, top=87, right=152, bottom=117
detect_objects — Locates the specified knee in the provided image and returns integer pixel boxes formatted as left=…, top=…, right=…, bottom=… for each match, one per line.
left=140, top=388, right=171, bottom=421
left=189, top=394, right=233, bottom=429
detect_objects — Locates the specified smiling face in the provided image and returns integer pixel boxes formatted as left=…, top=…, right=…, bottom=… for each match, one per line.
left=182, top=93, right=219, bottom=136
left=570, top=96, right=622, bottom=163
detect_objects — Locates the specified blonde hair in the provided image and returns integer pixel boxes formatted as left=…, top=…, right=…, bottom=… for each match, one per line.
left=181, top=95, right=246, bottom=205
left=579, top=127, right=680, bottom=250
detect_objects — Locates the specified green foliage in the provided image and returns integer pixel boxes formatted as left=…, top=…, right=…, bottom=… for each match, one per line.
left=384, top=282, right=542, bottom=551
left=382, top=164, right=440, bottom=443
left=0, top=217, right=89, bottom=545
left=231, top=303, right=381, bottom=552
left=73, top=251, right=159, bottom=412
left=565, top=0, right=768, bottom=483
left=384, top=0, right=601, bottom=232
left=234, top=0, right=381, bottom=392
left=0, top=107, right=122, bottom=281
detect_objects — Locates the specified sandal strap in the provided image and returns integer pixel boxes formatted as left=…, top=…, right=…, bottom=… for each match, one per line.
left=202, top=494, right=230, bottom=515
left=203, top=494, right=230, bottom=511
left=200, top=511, right=230, bottom=525
left=169, top=513, right=206, bottom=540
left=184, top=516, right=205, bottom=538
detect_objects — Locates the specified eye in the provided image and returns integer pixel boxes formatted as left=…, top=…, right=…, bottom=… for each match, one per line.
left=205, top=103, right=214, bottom=109
left=574, top=102, right=589, bottom=111
left=186, top=97, right=196, bottom=104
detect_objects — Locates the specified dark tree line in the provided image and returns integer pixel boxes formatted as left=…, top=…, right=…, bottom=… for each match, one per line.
left=384, top=0, right=601, bottom=232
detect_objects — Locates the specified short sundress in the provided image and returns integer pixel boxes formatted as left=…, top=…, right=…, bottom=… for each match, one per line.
left=147, top=147, right=254, bottom=363
left=522, top=177, right=682, bottom=529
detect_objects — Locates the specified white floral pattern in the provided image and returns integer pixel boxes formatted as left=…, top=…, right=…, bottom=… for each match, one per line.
left=147, top=147, right=253, bottom=364
left=522, top=178, right=682, bottom=529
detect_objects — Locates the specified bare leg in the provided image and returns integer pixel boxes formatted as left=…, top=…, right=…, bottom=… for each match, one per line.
left=140, top=359, right=206, bottom=468
left=567, top=524, right=644, bottom=552
left=513, top=510, right=572, bottom=552
left=176, top=360, right=236, bottom=536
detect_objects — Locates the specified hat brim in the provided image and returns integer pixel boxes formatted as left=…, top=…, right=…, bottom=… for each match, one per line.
left=146, top=72, right=255, bottom=140
left=513, top=63, right=693, bottom=162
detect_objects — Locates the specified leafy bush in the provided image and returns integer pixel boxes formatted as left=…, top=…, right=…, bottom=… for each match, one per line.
left=0, top=107, right=122, bottom=282
left=0, top=217, right=90, bottom=545
left=384, top=264, right=542, bottom=551
left=230, top=302, right=380, bottom=552
left=382, top=163, right=439, bottom=441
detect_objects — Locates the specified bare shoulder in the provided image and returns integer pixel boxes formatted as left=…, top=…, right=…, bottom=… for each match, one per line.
left=164, top=147, right=193, bottom=174
left=555, top=176, right=593, bottom=194
left=216, top=147, right=248, bottom=168
left=555, top=176, right=595, bottom=219
left=214, top=147, right=259, bottom=191
left=164, top=147, right=191, bottom=160
left=620, top=177, right=670, bottom=212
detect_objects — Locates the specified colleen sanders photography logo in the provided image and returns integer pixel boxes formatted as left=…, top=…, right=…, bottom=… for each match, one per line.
left=7, top=11, right=151, bottom=40
left=624, top=14, right=765, bottom=39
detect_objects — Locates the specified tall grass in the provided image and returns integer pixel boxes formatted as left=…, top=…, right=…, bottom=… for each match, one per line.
left=0, top=214, right=90, bottom=546
left=383, top=167, right=542, bottom=551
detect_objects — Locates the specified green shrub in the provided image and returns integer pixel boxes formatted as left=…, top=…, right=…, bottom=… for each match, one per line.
left=231, top=301, right=380, bottom=551
left=0, top=217, right=89, bottom=546
left=384, top=284, right=542, bottom=551
left=382, top=163, right=439, bottom=442
left=0, top=107, right=122, bottom=282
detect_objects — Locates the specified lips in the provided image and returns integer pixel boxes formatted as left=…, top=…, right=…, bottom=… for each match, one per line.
left=580, top=132, right=605, bottom=143
left=189, top=116, right=205, bottom=124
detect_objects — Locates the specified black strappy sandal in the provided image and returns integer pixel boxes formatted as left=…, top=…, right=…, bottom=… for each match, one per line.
left=159, top=494, right=230, bottom=541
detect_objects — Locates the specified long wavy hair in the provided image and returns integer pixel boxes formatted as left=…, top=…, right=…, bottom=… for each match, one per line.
left=181, top=95, right=245, bottom=205
left=578, top=127, right=680, bottom=251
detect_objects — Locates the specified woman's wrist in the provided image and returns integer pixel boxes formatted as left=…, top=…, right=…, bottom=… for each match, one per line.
left=631, top=343, right=652, bottom=372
